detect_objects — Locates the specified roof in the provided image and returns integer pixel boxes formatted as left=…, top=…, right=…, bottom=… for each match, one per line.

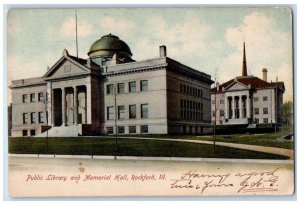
left=88, top=33, right=132, bottom=56
left=68, top=55, right=98, bottom=67
left=10, top=77, right=46, bottom=88
left=212, top=76, right=285, bottom=93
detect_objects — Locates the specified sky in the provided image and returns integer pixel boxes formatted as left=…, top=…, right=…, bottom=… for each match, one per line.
left=7, top=7, right=293, bottom=103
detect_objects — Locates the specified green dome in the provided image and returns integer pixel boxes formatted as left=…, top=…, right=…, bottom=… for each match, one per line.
left=88, top=33, right=132, bottom=57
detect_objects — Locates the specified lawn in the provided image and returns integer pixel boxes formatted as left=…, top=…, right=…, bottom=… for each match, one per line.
left=9, top=137, right=288, bottom=159
left=118, top=126, right=294, bottom=149
left=189, top=125, right=294, bottom=149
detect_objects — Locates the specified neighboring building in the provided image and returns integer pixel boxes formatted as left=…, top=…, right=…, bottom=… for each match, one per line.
left=10, top=34, right=213, bottom=137
left=211, top=42, right=285, bottom=126
left=8, top=103, right=12, bottom=136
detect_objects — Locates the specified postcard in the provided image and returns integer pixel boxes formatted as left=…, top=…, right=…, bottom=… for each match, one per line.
left=7, top=7, right=294, bottom=197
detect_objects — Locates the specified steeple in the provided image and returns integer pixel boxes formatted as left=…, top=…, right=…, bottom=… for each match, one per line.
left=242, top=41, right=247, bottom=76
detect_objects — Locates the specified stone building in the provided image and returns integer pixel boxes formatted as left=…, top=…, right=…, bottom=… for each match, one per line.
left=211, top=42, right=285, bottom=126
left=10, top=34, right=213, bottom=137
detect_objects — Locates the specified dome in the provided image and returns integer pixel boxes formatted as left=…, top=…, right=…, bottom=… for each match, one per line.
left=88, top=33, right=132, bottom=58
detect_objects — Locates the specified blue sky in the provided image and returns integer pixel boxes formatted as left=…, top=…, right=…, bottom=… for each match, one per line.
left=7, top=7, right=293, bottom=102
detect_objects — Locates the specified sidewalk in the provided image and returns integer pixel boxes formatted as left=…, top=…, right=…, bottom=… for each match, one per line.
left=8, top=154, right=293, bottom=164
left=115, top=136, right=294, bottom=159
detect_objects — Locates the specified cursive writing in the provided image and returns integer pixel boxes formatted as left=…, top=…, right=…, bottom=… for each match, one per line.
left=170, top=168, right=281, bottom=194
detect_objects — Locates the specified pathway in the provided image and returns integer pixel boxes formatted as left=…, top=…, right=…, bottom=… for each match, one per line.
left=114, top=136, right=294, bottom=159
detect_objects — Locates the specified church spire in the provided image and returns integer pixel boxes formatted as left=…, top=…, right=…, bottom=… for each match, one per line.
left=242, top=41, right=247, bottom=76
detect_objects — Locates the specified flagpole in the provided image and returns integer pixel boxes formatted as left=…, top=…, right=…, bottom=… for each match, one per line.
left=75, top=10, right=78, bottom=58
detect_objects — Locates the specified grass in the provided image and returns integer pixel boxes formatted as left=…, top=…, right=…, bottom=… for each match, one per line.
left=119, top=125, right=294, bottom=149
left=188, top=125, right=294, bottom=149
left=9, top=137, right=288, bottom=159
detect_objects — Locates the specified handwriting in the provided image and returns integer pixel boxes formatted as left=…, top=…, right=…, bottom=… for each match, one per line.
left=170, top=168, right=280, bottom=194
left=170, top=170, right=233, bottom=194
left=235, top=168, right=279, bottom=193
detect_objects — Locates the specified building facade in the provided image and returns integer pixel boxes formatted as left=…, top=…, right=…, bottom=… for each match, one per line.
left=10, top=34, right=213, bottom=137
left=211, top=43, right=285, bottom=126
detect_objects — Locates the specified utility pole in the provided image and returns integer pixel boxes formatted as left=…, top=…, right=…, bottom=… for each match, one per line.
left=114, top=85, right=118, bottom=159
left=213, top=70, right=217, bottom=153
left=275, top=76, right=278, bottom=133
left=43, top=92, right=49, bottom=152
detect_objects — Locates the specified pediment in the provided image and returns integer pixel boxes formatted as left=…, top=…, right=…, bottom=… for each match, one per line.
left=226, top=81, right=249, bottom=91
left=44, top=57, right=90, bottom=79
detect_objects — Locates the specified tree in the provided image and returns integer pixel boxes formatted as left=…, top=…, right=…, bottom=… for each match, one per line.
left=283, top=101, right=293, bottom=125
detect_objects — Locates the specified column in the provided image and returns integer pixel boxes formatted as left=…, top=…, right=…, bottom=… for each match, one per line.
left=224, top=96, right=228, bottom=119
left=74, top=86, right=78, bottom=125
left=62, top=87, right=66, bottom=126
left=246, top=95, right=250, bottom=118
left=239, top=96, right=242, bottom=118
left=51, top=90, right=55, bottom=126
left=233, top=97, right=236, bottom=119
left=86, top=83, right=92, bottom=124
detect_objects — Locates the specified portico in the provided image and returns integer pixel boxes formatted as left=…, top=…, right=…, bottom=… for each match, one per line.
left=51, top=85, right=88, bottom=126
left=225, top=93, right=250, bottom=124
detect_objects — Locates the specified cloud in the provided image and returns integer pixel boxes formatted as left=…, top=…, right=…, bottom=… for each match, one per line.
left=133, top=13, right=213, bottom=63
left=222, top=12, right=293, bottom=101
left=59, top=17, right=92, bottom=38
left=98, top=17, right=136, bottom=37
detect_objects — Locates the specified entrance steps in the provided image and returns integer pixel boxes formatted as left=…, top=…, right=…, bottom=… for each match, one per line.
left=37, top=125, right=80, bottom=137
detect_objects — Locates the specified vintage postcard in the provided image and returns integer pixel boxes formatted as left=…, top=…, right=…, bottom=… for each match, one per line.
left=7, top=7, right=294, bottom=197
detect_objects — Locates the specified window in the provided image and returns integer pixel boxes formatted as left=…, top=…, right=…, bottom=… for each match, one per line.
left=141, top=125, right=148, bottom=133
left=129, top=81, right=136, bottom=93
left=140, top=80, right=148, bottom=91
left=107, top=127, right=113, bottom=134
left=22, top=94, right=28, bottom=103
left=263, top=118, right=268, bottom=123
left=31, top=112, right=36, bottom=124
left=129, top=126, right=136, bottom=134
left=254, top=108, right=259, bottom=115
left=129, top=104, right=136, bottom=119
left=212, top=111, right=215, bottom=117
left=30, top=93, right=36, bottom=102
left=141, top=104, right=148, bottom=118
left=30, top=130, right=35, bottom=136
left=23, top=113, right=29, bottom=124
left=180, top=84, right=183, bottom=93
left=263, top=108, right=268, bottom=114
left=254, top=118, right=259, bottom=124
left=263, top=96, right=268, bottom=101
left=118, top=105, right=125, bottom=120
left=38, top=112, right=44, bottom=123
left=106, top=84, right=114, bottom=95
left=118, top=83, right=125, bottom=94
left=107, top=106, right=114, bottom=120
left=22, top=130, right=28, bottom=137
left=220, top=100, right=224, bottom=104
left=220, top=110, right=225, bottom=117
left=254, top=97, right=259, bottom=101
left=118, top=126, right=125, bottom=134
left=38, top=92, right=44, bottom=102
